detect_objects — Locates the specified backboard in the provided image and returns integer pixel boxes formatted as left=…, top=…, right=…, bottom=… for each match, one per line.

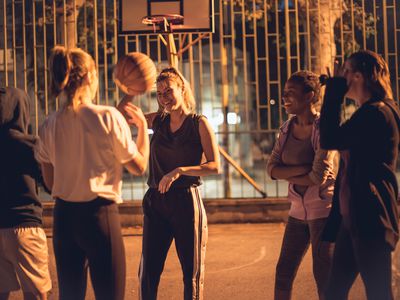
left=119, top=0, right=214, bottom=34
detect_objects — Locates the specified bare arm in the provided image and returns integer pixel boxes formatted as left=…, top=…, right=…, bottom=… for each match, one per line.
left=117, top=95, right=160, bottom=130
left=40, top=162, right=54, bottom=192
left=121, top=103, right=150, bottom=175
left=158, top=117, right=221, bottom=193
left=178, top=117, right=221, bottom=176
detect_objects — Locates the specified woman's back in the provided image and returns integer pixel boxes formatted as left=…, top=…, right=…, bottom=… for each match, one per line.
left=37, top=103, right=137, bottom=202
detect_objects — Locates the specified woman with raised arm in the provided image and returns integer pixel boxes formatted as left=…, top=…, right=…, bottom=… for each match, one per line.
left=320, top=50, right=400, bottom=300
left=267, top=71, right=338, bottom=300
left=119, top=67, right=220, bottom=300
left=35, top=46, right=149, bottom=300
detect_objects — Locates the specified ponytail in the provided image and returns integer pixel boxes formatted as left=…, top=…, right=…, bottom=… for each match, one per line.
left=49, top=46, right=71, bottom=97
left=49, top=46, right=96, bottom=103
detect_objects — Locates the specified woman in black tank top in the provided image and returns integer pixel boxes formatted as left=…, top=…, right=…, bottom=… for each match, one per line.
left=122, top=67, right=220, bottom=300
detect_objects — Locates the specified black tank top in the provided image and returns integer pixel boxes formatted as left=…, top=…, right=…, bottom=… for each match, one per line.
left=147, top=113, right=203, bottom=188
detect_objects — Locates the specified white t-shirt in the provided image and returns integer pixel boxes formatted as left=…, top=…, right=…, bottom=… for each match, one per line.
left=35, top=103, right=137, bottom=203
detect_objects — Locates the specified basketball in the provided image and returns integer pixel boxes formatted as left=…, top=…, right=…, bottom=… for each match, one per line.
left=113, top=52, right=157, bottom=95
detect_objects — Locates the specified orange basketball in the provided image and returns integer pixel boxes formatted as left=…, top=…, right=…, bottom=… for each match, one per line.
left=113, top=52, right=157, bottom=96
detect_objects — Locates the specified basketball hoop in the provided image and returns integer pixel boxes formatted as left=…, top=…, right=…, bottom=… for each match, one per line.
left=141, top=14, right=184, bottom=33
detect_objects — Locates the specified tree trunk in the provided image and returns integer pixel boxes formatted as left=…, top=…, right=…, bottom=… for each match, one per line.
left=58, top=0, right=85, bottom=48
left=298, top=0, right=344, bottom=74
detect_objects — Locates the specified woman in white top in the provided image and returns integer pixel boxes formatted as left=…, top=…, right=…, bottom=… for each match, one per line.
left=35, top=46, right=149, bottom=300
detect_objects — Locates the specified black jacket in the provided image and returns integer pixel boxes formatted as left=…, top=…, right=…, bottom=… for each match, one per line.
left=320, top=78, right=400, bottom=250
left=0, top=87, right=43, bottom=228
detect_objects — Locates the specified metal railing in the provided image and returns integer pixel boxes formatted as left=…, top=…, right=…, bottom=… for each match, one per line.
left=1, top=0, right=399, bottom=199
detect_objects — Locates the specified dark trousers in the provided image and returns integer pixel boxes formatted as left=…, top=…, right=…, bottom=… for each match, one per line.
left=139, top=187, right=207, bottom=300
left=53, top=198, right=126, bottom=300
left=325, top=222, right=393, bottom=300
left=275, top=216, right=334, bottom=299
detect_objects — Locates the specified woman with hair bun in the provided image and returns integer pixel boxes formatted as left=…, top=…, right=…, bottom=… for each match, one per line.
left=121, top=67, right=220, bottom=300
left=267, top=70, right=338, bottom=300
left=320, top=50, right=400, bottom=300
left=35, top=46, right=149, bottom=300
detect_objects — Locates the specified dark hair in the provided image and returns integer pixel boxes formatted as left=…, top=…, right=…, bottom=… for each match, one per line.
left=49, top=46, right=96, bottom=101
left=348, top=50, right=393, bottom=100
left=287, top=70, right=324, bottom=104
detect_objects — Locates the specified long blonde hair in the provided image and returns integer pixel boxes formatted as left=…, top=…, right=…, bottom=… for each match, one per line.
left=156, top=67, right=196, bottom=113
left=49, top=46, right=96, bottom=105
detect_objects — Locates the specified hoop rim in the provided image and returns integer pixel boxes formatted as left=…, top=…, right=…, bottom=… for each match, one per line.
left=141, top=14, right=184, bottom=25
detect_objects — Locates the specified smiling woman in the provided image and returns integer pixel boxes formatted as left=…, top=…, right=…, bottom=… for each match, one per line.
left=118, top=66, right=220, bottom=300
left=267, top=70, right=338, bottom=300
left=155, top=67, right=196, bottom=117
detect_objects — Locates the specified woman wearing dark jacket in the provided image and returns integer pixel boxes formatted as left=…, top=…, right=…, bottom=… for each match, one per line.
left=320, top=50, right=399, bottom=300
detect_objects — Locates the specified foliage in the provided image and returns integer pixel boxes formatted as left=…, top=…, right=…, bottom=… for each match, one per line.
left=231, top=0, right=272, bottom=22
left=336, top=0, right=376, bottom=58
left=230, top=0, right=376, bottom=55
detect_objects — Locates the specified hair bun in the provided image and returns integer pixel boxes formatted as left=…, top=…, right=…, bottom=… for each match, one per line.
left=50, top=46, right=71, bottom=96
left=319, top=74, right=329, bottom=86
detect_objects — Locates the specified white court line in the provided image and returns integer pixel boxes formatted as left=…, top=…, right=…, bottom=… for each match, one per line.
left=207, top=246, right=267, bottom=274
left=126, top=246, right=267, bottom=280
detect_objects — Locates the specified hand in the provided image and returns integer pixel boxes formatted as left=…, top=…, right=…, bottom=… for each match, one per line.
left=158, top=168, right=181, bottom=194
left=123, top=103, right=147, bottom=128
left=117, top=95, right=134, bottom=119
left=326, top=60, right=344, bottom=78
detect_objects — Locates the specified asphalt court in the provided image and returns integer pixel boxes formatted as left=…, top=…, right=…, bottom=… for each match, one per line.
left=9, top=223, right=367, bottom=300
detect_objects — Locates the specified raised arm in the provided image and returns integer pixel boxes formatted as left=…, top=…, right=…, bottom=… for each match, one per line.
left=121, top=103, right=150, bottom=175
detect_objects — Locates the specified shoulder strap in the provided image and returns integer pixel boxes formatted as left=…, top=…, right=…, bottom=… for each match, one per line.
left=193, top=114, right=203, bottom=133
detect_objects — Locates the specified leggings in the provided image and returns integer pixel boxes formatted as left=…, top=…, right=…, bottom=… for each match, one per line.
left=275, top=216, right=334, bottom=299
left=325, top=222, right=393, bottom=300
left=53, top=197, right=125, bottom=300
left=139, top=187, right=208, bottom=300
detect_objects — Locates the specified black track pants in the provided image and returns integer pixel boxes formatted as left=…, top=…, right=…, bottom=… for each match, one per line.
left=139, top=187, right=208, bottom=300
